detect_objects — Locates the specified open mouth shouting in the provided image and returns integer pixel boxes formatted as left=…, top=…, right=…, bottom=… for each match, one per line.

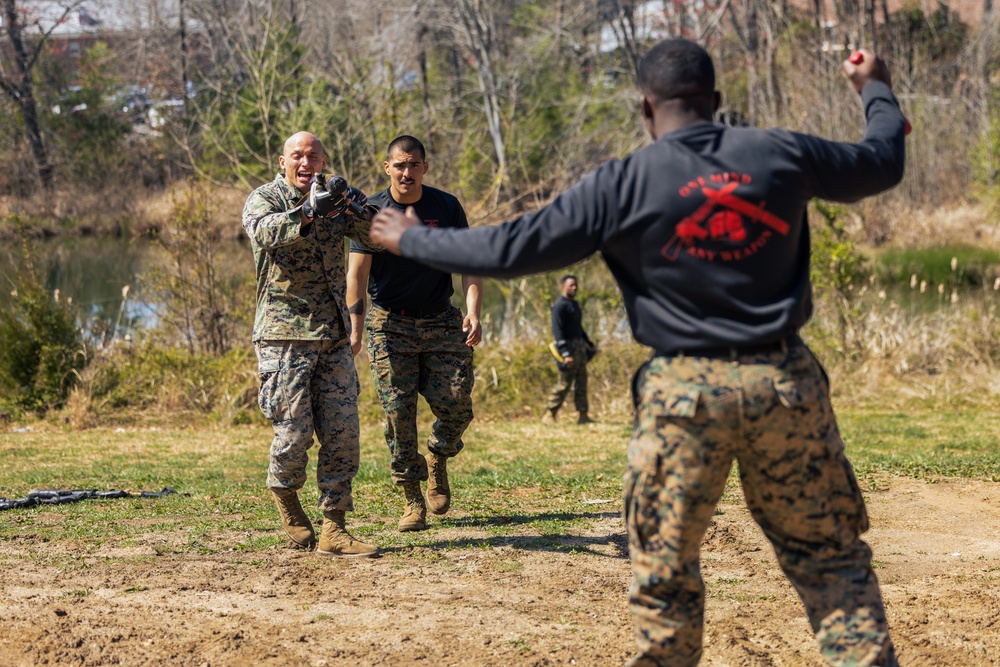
left=295, top=169, right=315, bottom=189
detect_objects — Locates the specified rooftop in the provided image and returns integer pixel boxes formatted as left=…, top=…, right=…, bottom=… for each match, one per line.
left=6, top=0, right=203, bottom=39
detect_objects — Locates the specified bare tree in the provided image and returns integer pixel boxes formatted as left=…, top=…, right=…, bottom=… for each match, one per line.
left=0, top=0, right=83, bottom=189
left=452, top=0, right=508, bottom=199
left=599, top=0, right=642, bottom=81
left=725, top=1, right=789, bottom=127
left=969, top=4, right=998, bottom=187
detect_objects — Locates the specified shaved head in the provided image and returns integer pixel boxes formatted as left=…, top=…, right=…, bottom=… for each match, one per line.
left=279, top=131, right=327, bottom=193
left=283, top=131, right=324, bottom=157
left=638, top=39, right=715, bottom=103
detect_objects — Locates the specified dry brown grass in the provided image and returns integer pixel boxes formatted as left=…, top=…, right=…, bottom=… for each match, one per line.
left=830, top=363, right=1000, bottom=411
left=809, top=294, right=1000, bottom=410
left=0, top=181, right=253, bottom=241
left=133, top=182, right=250, bottom=241
left=854, top=199, right=1000, bottom=249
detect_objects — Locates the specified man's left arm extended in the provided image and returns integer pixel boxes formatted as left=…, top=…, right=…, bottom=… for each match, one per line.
left=461, top=274, right=483, bottom=347
left=372, top=166, right=618, bottom=278
left=242, top=190, right=311, bottom=250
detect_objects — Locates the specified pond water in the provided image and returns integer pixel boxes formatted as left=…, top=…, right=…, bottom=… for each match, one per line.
left=0, top=236, right=250, bottom=344
left=0, top=236, right=590, bottom=345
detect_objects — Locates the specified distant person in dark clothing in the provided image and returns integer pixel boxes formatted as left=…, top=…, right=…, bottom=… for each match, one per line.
left=368, top=38, right=904, bottom=667
left=545, top=274, right=596, bottom=424
left=347, top=135, right=482, bottom=533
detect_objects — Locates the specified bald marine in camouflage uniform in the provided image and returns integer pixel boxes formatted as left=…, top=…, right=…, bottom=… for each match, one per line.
left=369, top=40, right=905, bottom=666
left=242, top=131, right=380, bottom=558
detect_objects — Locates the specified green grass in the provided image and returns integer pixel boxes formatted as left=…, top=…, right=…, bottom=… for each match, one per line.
left=871, top=245, right=1000, bottom=287
left=0, top=411, right=997, bottom=560
left=839, top=411, right=1000, bottom=481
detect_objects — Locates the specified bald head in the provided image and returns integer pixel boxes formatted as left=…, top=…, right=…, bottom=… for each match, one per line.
left=283, top=131, right=324, bottom=156
left=638, top=39, right=715, bottom=104
left=279, top=131, right=327, bottom=193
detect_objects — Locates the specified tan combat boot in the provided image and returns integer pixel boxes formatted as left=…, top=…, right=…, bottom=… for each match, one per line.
left=425, top=453, right=451, bottom=515
left=398, top=480, right=427, bottom=531
left=270, top=487, right=315, bottom=549
left=317, top=510, right=379, bottom=558
left=541, top=407, right=558, bottom=424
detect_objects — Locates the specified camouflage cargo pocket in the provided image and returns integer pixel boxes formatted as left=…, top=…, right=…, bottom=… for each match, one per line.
left=623, top=465, right=671, bottom=555
left=628, top=360, right=701, bottom=474
left=772, top=347, right=827, bottom=410
left=255, top=343, right=285, bottom=421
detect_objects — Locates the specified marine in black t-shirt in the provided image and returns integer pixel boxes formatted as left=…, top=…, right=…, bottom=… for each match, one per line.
left=346, top=135, right=482, bottom=535
left=545, top=275, right=596, bottom=424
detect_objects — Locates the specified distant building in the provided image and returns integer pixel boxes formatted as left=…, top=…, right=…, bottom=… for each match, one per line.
left=598, top=0, right=670, bottom=53
left=5, top=0, right=207, bottom=95
left=789, top=0, right=990, bottom=27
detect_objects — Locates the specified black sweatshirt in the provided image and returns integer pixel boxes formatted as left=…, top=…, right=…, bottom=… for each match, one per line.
left=552, top=297, right=591, bottom=358
left=398, top=82, right=905, bottom=353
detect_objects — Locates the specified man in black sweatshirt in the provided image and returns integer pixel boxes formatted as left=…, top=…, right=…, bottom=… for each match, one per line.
left=369, top=39, right=903, bottom=667
left=546, top=274, right=596, bottom=424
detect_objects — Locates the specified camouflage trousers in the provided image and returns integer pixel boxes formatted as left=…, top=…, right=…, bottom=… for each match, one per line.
left=624, top=339, right=897, bottom=667
left=255, top=339, right=361, bottom=512
left=546, top=339, right=589, bottom=413
left=366, top=306, right=474, bottom=485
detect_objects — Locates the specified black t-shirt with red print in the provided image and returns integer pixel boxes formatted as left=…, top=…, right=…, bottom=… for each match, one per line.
left=350, top=185, right=469, bottom=312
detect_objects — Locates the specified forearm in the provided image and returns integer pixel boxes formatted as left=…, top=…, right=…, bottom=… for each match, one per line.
left=346, top=217, right=382, bottom=253
left=347, top=283, right=366, bottom=332
left=348, top=306, right=366, bottom=342
left=462, top=275, right=483, bottom=317
left=346, top=280, right=367, bottom=317
left=242, top=193, right=311, bottom=250
left=853, top=81, right=907, bottom=192
left=346, top=253, right=371, bottom=341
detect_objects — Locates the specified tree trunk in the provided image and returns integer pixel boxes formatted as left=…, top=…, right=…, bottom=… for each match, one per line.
left=179, top=0, right=190, bottom=115
left=865, top=0, right=876, bottom=52
left=977, top=2, right=997, bottom=185
left=1, top=0, right=54, bottom=189
left=454, top=0, right=508, bottom=196
left=764, top=23, right=782, bottom=123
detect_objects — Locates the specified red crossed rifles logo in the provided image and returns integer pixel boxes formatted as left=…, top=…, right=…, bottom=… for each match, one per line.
left=662, top=180, right=790, bottom=261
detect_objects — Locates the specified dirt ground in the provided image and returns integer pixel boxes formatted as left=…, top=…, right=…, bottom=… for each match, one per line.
left=1, top=476, right=998, bottom=667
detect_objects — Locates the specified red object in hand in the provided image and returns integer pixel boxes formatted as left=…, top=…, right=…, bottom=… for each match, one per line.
left=849, top=51, right=911, bottom=135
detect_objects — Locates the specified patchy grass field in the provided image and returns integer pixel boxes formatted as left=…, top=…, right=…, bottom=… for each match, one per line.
left=1, top=413, right=999, bottom=666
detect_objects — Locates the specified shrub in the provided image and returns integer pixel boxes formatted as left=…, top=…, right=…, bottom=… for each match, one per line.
left=0, top=242, right=86, bottom=416
left=141, top=182, right=253, bottom=355
left=62, top=342, right=260, bottom=427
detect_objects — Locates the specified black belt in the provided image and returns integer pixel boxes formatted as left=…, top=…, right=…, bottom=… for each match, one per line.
left=376, top=304, right=450, bottom=318
left=656, top=336, right=796, bottom=359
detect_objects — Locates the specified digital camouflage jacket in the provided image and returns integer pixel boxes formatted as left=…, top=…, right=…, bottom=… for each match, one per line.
left=242, top=173, right=381, bottom=341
